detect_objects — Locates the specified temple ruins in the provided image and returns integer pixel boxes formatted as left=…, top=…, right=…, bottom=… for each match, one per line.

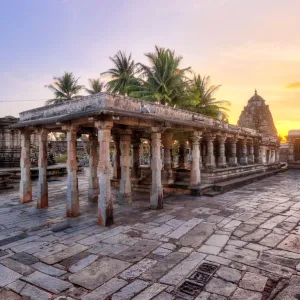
left=10, top=92, right=281, bottom=226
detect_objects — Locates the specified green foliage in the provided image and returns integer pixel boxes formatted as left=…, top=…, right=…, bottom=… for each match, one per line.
left=130, top=46, right=191, bottom=107
left=45, top=72, right=83, bottom=105
left=102, top=51, right=138, bottom=95
left=85, top=78, right=104, bottom=95
left=186, top=74, right=230, bottom=119
left=55, top=154, right=67, bottom=163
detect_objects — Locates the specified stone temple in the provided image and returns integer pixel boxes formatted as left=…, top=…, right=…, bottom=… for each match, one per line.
left=238, top=90, right=277, bottom=137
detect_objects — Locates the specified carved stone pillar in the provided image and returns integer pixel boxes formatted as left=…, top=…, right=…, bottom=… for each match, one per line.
left=189, top=132, right=202, bottom=188
left=240, top=138, right=248, bottom=165
left=119, top=130, right=132, bottom=204
left=150, top=128, right=163, bottom=209
left=248, top=139, right=254, bottom=164
left=37, top=128, right=48, bottom=208
left=205, top=134, right=216, bottom=169
left=288, top=139, right=294, bottom=161
left=112, top=135, right=121, bottom=179
left=217, top=135, right=227, bottom=168
left=228, top=136, right=238, bottom=166
left=96, top=120, right=114, bottom=226
left=162, top=132, right=173, bottom=184
left=131, top=136, right=141, bottom=181
left=66, top=126, right=79, bottom=217
left=88, top=134, right=99, bottom=202
left=20, top=129, right=32, bottom=203
left=178, top=140, right=186, bottom=169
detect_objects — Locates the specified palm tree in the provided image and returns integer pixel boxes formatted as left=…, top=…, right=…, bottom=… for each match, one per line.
left=131, top=46, right=191, bottom=107
left=85, top=78, right=104, bottom=95
left=102, top=51, right=138, bottom=95
left=187, top=74, right=230, bottom=119
left=45, top=72, right=83, bottom=105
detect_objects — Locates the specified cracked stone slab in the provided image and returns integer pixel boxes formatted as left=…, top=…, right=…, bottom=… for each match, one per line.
left=159, top=252, right=206, bottom=285
left=22, top=270, right=72, bottom=294
left=69, top=257, right=131, bottom=290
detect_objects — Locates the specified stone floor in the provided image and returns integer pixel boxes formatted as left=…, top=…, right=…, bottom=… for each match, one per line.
left=1, top=169, right=300, bottom=299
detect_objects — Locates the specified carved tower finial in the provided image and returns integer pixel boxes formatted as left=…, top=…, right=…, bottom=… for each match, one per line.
left=254, top=89, right=257, bottom=95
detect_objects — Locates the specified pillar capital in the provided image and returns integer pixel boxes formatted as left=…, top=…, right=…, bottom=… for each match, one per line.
left=217, top=134, right=227, bottom=143
left=95, top=120, right=113, bottom=130
left=204, top=132, right=216, bottom=141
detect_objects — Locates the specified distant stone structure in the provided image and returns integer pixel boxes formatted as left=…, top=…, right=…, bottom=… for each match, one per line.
left=285, top=130, right=300, bottom=167
left=238, top=90, right=278, bottom=137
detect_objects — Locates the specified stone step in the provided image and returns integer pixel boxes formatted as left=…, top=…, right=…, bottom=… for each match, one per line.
left=203, top=168, right=286, bottom=196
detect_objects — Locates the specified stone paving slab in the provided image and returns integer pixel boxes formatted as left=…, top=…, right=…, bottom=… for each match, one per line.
left=69, top=257, right=131, bottom=290
left=0, top=264, right=22, bottom=287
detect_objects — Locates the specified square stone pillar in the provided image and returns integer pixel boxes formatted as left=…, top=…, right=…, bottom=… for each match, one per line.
left=162, top=132, right=174, bottom=184
left=189, top=132, right=202, bottom=188
left=228, top=136, right=238, bottom=166
left=37, top=128, right=48, bottom=209
left=205, top=134, right=216, bottom=169
left=240, top=138, right=248, bottom=165
left=96, top=120, right=114, bottom=226
left=150, top=128, right=163, bottom=209
left=66, top=126, right=79, bottom=217
left=88, top=134, right=99, bottom=202
left=131, top=136, right=141, bottom=181
left=112, top=135, right=121, bottom=179
left=248, top=139, right=255, bottom=164
left=119, top=130, right=132, bottom=204
left=20, top=129, right=32, bottom=203
left=288, top=140, right=294, bottom=161
left=217, top=135, right=227, bottom=168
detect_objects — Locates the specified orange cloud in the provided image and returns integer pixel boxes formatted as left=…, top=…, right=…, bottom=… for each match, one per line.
left=285, top=82, right=300, bottom=89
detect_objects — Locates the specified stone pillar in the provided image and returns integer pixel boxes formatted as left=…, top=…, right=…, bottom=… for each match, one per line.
left=20, top=129, right=32, bottom=203
left=112, top=135, right=121, bottom=179
left=37, top=129, right=48, bottom=208
left=228, top=137, right=238, bottom=166
left=119, top=130, right=132, bottom=204
left=248, top=139, right=255, bottom=164
left=217, top=135, right=227, bottom=168
left=96, top=120, right=114, bottom=226
left=178, top=140, right=186, bottom=169
left=150, top=128, right=163, bottom=209
left=162, top=132, right=173, bottom=184
left=131, top=137, right=141, bottom=181
left=288, top=140, right=294, bottom=161
left=66, top=126, right=79, bottom=217
left=189, top=132, right=202, bottom=188
left=205, top=134, right=216, bottom=169
left=88, top=134, right=99, bottom=202
left=240, top=138, right=248, bottom=165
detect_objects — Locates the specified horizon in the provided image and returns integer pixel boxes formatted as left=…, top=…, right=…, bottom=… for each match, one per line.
left=1, top=0, right=300, bottom=137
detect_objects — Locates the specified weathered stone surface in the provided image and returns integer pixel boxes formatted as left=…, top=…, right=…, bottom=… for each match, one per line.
left=180, top=222, right=215, bottom=248
left=152, top=247, right=172, bottom=256
left=82, top=278, right=127, bottom=300
left=22, top=271, right=72, bottom=294
left=20, top=283, right=52, bottom=300
left=0, top=289, right=21, bottom=299
left=216, top=266, right=242, bottom=283
left=69, top=257, right=131, bottom=290
left=242, top=229, right=271, bottom=242
left=41, top=244, right=88, bottom=264
left=33, top=244, right=69, bottom=259
left=239, top=272, right=268, bottom=292
left=31, top=262, right=67, bottom=276
left=0, top=231, right=26, bottom=247
left=205, top=234, right=229, bottom=248
left=0, top=264, right=22, bottom=287
left=120, top=258, right=157, bottom=280
left=111, top=279, right=149, bottom=300
left=167, top=218, right=202, bottom=239
left=278, top=234, right=300, bottom=254
left=160, top=252, right=206, bottom=285
left=141, top=252, right=187, bottom=282
left=0, top=257, right=33, bottom=275
left=231, top=288, right=262, bottom=300
left=195, top=291, right=210, bottom=300
left=6, top=279, right=26, bottom=294
left=69, top=254, right=98, bottom=273
left=152, top=291, right=174, bottom=300
left=205, top=277, right=236, bottom=297
left=198, top=245, right=221, bottom=255
left=114, top=239, right=161, bottom=263
left=131, top=283, right=167, bottom=300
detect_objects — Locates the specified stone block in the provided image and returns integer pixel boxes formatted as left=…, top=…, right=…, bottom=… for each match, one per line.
left=0, top=264, right=22, bottom=287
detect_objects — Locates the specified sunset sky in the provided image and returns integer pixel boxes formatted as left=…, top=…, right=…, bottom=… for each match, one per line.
left=1, top=0, right=300, bottom=138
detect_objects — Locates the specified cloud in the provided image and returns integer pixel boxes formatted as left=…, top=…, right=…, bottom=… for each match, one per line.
left=285, top=82, right=300, bottom=89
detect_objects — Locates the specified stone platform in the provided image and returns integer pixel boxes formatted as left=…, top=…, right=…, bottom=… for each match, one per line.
left=0, top=169, right=300, bottom=299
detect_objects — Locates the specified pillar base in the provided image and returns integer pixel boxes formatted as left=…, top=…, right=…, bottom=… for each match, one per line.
left=229, top=157, right=238, bottom=167
left=240, top=157, right=248, bottom=165
left=118, top=193, right=132, bottom=205
left=98, top=207, right=113, bottom=226
left=150, top=189, right=163, bottom=210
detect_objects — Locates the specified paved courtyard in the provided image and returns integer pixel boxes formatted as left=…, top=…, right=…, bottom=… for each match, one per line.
left=1, top=169, right=300, bottom=299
